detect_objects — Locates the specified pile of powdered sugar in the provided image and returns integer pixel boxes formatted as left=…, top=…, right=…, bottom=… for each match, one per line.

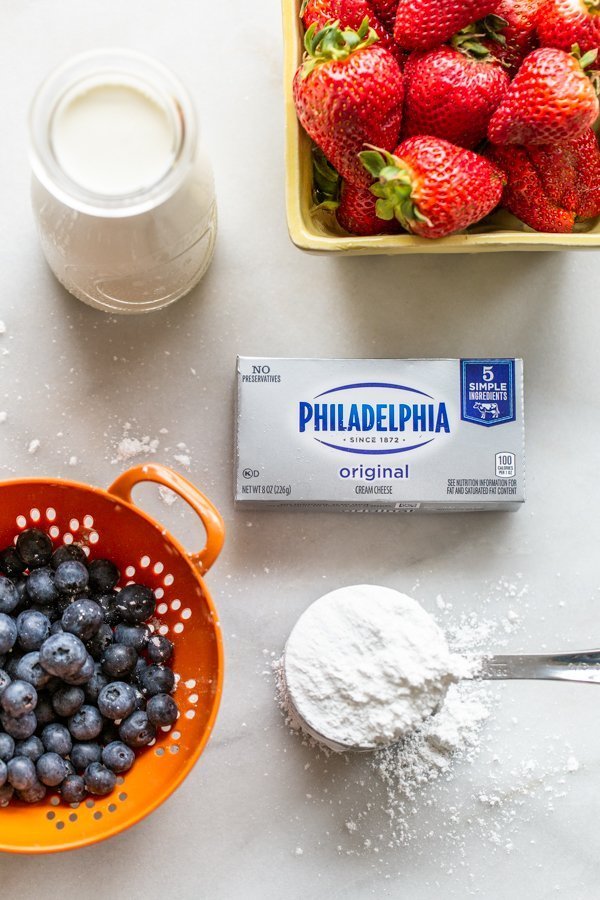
left=273, top=577, right=581, bottom=864
left=283, top=584, right=473, bottom=750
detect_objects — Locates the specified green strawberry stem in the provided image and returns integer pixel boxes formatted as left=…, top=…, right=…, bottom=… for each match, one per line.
left=571, top=43, right=600, bottom=94
left=311, top=145, right=341, bottom=210
left=584, top=0, right=600, bottom=14
left=451, top=20, right=507, bottom=60
left=359, top=147, right=432, bottom=229
left=300, top=17, right=378, bottom=78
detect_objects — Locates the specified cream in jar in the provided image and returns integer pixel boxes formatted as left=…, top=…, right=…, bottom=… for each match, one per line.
left=29, top=50, right=217, bottom=313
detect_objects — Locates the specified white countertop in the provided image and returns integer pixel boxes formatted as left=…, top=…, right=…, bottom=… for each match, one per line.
left=1, top=1, right=600, bottom=897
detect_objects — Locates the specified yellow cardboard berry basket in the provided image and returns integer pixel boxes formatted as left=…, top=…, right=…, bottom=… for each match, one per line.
left=282, top=0, right=600, bottom=253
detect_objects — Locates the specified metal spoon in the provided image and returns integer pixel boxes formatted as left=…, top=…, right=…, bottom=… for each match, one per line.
left=283, top=648, right=600, bottom=753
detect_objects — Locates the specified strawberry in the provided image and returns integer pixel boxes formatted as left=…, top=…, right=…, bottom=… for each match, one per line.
left=369, top=0, right=400, bottom=30
left=537, top=0, right=600, bottom=55
left=337, top=181, right=403, bottom=233
left=393, top=0, right=497, bottom=50
left=293, top=19, right=404, bottom=188
left=300, top=0, right=397, bottom=53
left=359, top=137, right=505, bottom=237
left=402, top=39, right=510, bottom=150
left=486, top=130, right=600, bottom=229
left=479, top=0, right=545, bottom=73
left=487, top=46, right=599, bottom=143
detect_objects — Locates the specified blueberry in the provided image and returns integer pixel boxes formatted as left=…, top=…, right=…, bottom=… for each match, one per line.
left=88, top=559, right=120, bottom=594
left=132, top=688, right=146, bottom=711
left=0, top=733, right=15, bottom=761
left=147, top=634, right=174, bottom=665
left=51, top=544, right=87, bottom=569
left=0, top=671, right=11, bottom=694
left=36, top=752, right=68, bottom=787
left=100, top=720, right=120, bottom=746
left=13, top=578, right=29, bottom=610
left=138, top=664, right=175, bottom=697
left=50, top=620, right=64, bottom=635
left=97, top=682, right=136, bottom=720
left=71, top=741, right=102, bottom=772
left=134, top=657, right=147, bottom=682
left=51, top=685, right=85, bottom=718
left=34, top=692, right=55, bottom=726
left=16, top=609, right=51, bottom=651
left=55, top=560, right=89, bottom=596
left=41, top=722, right=72, bottom=756
left=0, top=614, right=17, bottom=654
left=26, top=567, right=59, bottom=605
left=5, top=655, right=21, bottom=679
left=68, top=705, right=103, bottom=741
left=61, top=598, right=103, bottom=641
left=0, top=546, right=26, bottom=579
left=0, top=711, right=37, bottom=739
left=95, top=591, right=121, bottom=627
left=18, top=780, right=46, bottom=803
left=7, top=755, right=37, bottom=790
left=61, top=773, right=86, bottom=803
left=146, top=693, right=178, bottom=727
left=39, top=632, right=87, bottom=677
left=0, top=759, right=6, bottom=787
left=16, top=528, right=53, bottom=569
left=114, top=624, right=149, bottom=651
left=0, top=784, right=13, bottom=805
left=84, top=761, right=116, bottom=796
left=86, top=623, right=113, bottom=660
left=63, top=653, right=95, bottom=686
left=101, top=644, right=137, bottom=679
left=0, top=576, right=19, bottom=614
left=119, top=710, right=156, bottom=748
left=115, top=584, right=155, bottom=624
left=15, top=736, right=44, bottom=761
left=101, top=741, right=135, bottom=774
left=14, top=652, right=51, bottom=689
left=85, top=665, right=108, bottom=703
left=1, top=680, right=37, bottom=718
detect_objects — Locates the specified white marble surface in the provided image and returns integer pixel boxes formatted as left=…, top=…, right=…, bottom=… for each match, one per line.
left=1, top=1, right=600, bottom=897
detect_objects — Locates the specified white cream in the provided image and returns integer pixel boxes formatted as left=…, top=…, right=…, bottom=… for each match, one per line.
left=51, top=83, right=175, bottom=196
left=29, top=51, right=216, bottom=314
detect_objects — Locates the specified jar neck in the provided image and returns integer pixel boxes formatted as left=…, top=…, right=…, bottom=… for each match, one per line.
left=29, top=49, right=197, bottom=218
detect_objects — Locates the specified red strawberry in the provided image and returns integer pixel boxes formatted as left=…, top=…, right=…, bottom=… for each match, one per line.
left=293, top=20, right=404, bottom=188
left=486, top=131, right=600, bottom=229
left=301, top=0, right=397, bottom=53
left=393, top=0, right=497, bottom=50
left=480, top=0, right=544, bottom=73
left=359, top=137, right=505, bottom=237
left=369, top=0, right=400, bottom=30
left=403, top=40, right=509, bottom=149
left=537, top=0, right=600, bottom=55
left=337, top=181, right=403, bottom=233
left=486, top=144, right=575, bottom=229
left=487, top=46, right=599, bottom=143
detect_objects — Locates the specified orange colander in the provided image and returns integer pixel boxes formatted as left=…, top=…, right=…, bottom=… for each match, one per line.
left=0, top=463, right=225, bottom=854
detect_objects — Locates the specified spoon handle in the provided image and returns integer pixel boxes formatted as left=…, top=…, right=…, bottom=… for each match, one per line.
left=478, top=650, right=600, bottom=684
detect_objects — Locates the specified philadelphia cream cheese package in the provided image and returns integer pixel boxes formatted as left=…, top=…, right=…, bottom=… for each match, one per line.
left=235, top=357, right=525, bottom=512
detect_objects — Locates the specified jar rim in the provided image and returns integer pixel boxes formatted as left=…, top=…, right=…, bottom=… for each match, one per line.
left=28, top=48, right=197, bottom=218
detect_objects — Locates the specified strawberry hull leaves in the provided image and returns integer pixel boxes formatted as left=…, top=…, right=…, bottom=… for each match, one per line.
left=336, top=181, right=403, bottom=233
left=293, top=20, right=404, bottom=188
left=487, top=46, right=600, bottom=144
left=301, top=0, right=398, bottom=54
left=360, top=137, right=505, bottom=238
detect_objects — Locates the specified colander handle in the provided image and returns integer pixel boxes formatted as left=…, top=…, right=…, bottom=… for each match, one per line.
left=107, top=464, right=225, bottom=575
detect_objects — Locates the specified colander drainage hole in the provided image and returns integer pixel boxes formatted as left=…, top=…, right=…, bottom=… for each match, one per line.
left=46, top=811, right=55, bottom=821
left=119, top=793, right=128, bottom=802
left=93, top=811, right=102, bottom=821
left=69, top=813, right=78, bottom=822
left=155, top=747, right=165, bottom=757
left=46, top=507, right=56, bottom=521
left=108, top=804, right=117, bottom=813
left=56, top=822, right=65, bottom=831
left=85, top=799, right=95, bottom=808
left=170, top=745, right=180, bottom=754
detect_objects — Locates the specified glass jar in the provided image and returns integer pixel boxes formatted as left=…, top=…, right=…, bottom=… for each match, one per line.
left=28, top=49, right=217, bottom=314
